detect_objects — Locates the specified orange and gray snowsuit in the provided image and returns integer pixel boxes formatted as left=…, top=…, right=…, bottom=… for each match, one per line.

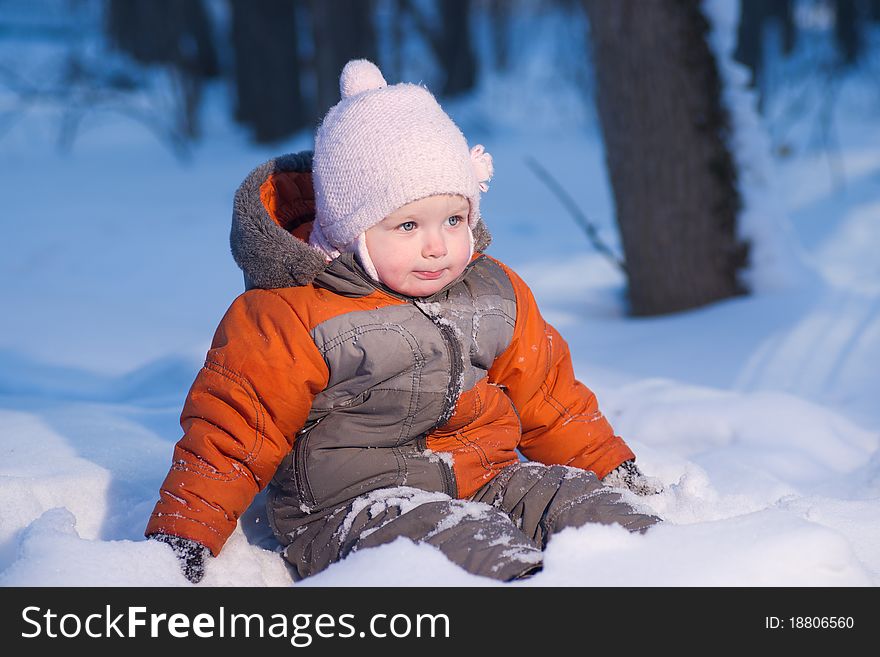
left=145, top=152, right=659, bottom=581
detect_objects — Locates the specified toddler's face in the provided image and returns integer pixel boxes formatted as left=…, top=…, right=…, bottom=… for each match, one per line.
left=365, top=194, right=472, bottom=297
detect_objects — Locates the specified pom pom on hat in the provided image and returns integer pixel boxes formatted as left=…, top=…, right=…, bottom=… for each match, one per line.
left=470, top=144, right=494, bottom=193
left=340, top=59, right=387, bottom=99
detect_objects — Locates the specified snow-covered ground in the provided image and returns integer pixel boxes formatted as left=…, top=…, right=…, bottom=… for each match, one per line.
left=1, top=5, right=879, bottom=586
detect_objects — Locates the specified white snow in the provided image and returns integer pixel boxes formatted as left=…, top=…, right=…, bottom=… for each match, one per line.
left=337, top=487, right=451, bottom=542
left=1, top=4, right=879, bottom=587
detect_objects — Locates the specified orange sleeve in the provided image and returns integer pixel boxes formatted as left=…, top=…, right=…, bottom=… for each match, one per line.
left=487, top=259, right=634, bottom=479
left=145, top=289, right=329, bottom=555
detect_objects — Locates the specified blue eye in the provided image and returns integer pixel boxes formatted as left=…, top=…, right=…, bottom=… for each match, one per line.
left=399, top=221, right=416, bottom=232
left=447, top=215, right=463, bottom=226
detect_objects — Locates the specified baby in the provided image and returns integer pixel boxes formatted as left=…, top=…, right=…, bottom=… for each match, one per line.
left=146, top=59, right=661, bottom=583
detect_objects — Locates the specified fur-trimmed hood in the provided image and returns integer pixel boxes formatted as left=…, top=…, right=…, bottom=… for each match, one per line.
left=230, top=151, right=492, bottom=290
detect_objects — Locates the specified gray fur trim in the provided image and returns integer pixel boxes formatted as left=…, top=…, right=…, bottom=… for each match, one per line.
left=230, top=151, right=328, bottom=290
left=230, top=150, right=492, bottom=290
left=472, top=215, right=492, bottom=253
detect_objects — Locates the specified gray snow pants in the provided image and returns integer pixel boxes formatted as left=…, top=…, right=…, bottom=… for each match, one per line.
left=276, top=462, right=661, bottom=581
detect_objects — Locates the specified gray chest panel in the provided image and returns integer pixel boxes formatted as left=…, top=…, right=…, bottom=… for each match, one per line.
left=309, top=257, right=516, bottom=434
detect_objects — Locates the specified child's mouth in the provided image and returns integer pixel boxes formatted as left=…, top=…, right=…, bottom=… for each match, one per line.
left=413, top=269, right=445, bottom=280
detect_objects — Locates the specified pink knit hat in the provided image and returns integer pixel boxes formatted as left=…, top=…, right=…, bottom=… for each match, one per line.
left=309, top=59, right=493, bottom=278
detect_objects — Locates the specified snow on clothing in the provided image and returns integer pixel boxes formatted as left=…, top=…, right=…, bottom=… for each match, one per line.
left=145, top=151, right=659, bottom=580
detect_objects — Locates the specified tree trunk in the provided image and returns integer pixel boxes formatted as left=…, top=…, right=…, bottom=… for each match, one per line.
left=105, top=0, right=218, bottom=77
left=732, top=1, right=794, bottom=112
left=833, top=0, right=863, bottom=65
left=488, top=0, right=512, bottom=71
left=583, top=0, right=747, bottom=316
left=229, top=0, right=305, bottom=143
left=400, top=0, right=477, bottom=97
left=437, top=0, right=477, bottom=96
left=105, top=0, right=218, bottom=139
left=774, top=0, right=796, bottom=55
left=309, top=0, right=378, bottom=119
left=733, top=0, right=765, bottom=89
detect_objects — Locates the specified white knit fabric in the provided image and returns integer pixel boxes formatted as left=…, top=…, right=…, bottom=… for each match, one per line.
left=309, top=59, right=492, bottom=263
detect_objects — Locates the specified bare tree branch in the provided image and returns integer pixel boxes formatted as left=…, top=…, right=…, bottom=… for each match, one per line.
left=525, top=156, right=626, bottom=273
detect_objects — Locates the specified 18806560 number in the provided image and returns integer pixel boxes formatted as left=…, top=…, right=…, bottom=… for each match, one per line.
left=790, top=617, right=854, bottom=629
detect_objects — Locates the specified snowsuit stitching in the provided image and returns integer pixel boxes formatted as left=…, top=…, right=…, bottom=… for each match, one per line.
left=171, top=423, right=253, bottom=482
left=561, top=411, right=606, bottom=426
left=178, top=360, right=268, bottom=480
left=472, top=382, right=485, bottom=421
left=540, top=381, right=570, bottom=421
left=315, top=322, right=425, bottom=448
left=452, top=430, right=498, bottom=475
left=151, top=512, right=224, bottom=537
left=447, top=378, right=483, bottom=427
left=543, top=488, right=607, bottom=535
left=472, top=307, right=515, bottom=329
left=531, top=320, right=573, bottom=424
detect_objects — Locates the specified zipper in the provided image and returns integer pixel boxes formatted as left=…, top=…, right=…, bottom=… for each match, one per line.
left=293, top=420, right=319, bottom=507
left=432, top=319, right=464, bottom=428
left=413, top=302, right=465, bottom=499
left=414, top=299, right=465, bottom=429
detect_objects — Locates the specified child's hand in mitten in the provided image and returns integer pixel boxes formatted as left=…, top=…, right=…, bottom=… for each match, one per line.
left=602, top=460, right=663, bottom=496
left=150, top=533, right=210, bottom=583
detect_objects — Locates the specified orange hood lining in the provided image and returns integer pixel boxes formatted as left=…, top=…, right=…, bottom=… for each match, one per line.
left=259, top=170, right=315, bottom=243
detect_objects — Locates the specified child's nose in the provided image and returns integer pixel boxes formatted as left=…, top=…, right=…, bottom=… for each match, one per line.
left=421, top=231, right=448, bottom=258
